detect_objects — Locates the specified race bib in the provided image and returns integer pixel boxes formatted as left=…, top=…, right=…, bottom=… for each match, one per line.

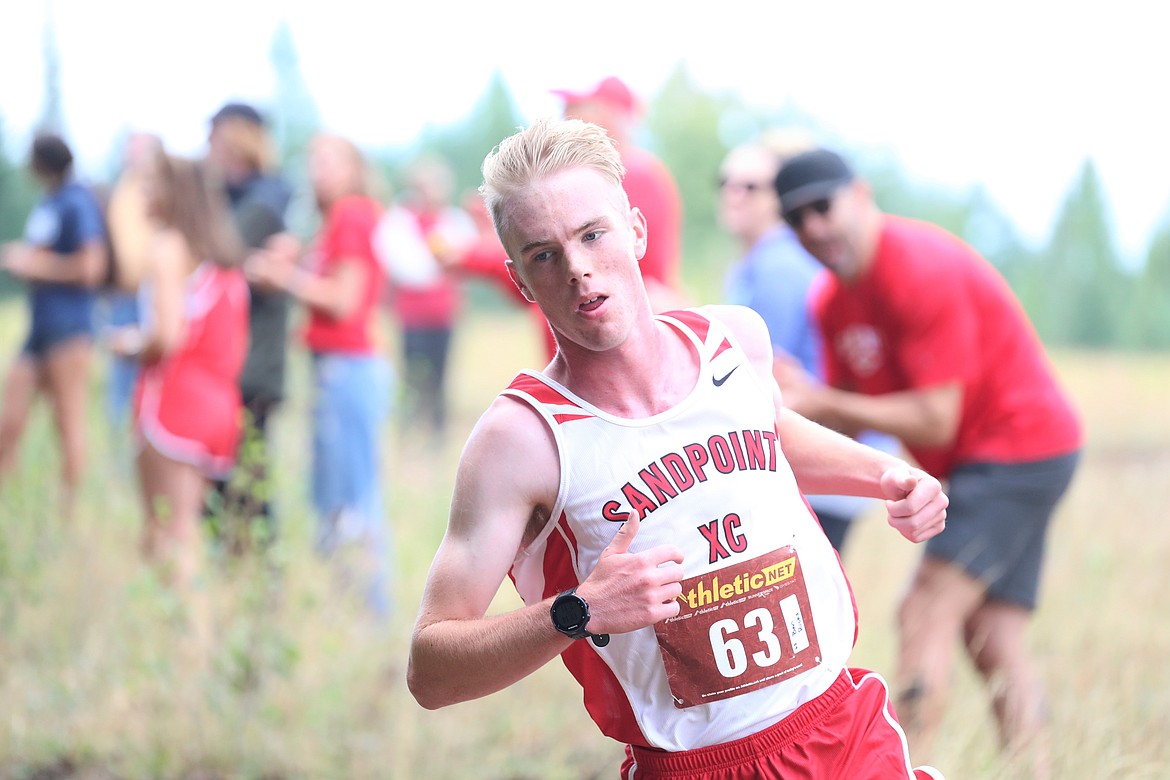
left=654, top=546, right=822, bottom=708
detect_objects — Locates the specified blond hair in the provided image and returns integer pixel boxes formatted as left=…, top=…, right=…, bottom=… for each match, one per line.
left=480, top=117, right=625, bottom=238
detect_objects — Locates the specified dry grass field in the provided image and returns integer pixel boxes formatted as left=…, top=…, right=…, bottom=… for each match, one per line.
left=0, top=301, right=1167, bottom=779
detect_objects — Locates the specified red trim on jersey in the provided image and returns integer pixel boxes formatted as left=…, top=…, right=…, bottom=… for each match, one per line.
left=712, top=337, right=733, bottom=360
left=508, top=373, right=592, bottom=424
left=541, top=513, right=582, bottom=599
left=553, top=412, right=593, bottom=424
left=664, top=309, right=710, bottom=343
left=538, top=512, right=648, bottom=745
left=563, top=638, right=649, bottom=746
left=508, top=373, right=578, bottom=409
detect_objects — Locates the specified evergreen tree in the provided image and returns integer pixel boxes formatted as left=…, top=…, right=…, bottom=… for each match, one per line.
left=0, top=119, right=36, bottom=243
left=0, top=118, right=39, bottom=299
left=646, top=62, right=739, bottom=295
left=269, top=18, right=322, bottom=237
left=36, top=0, right=66, bottom=137
left=1127, top=215, right=1170, bottom=349
left=961, top=185, right=1032, bottom=273
left=1036, top=159, right=1128, bottom=347
left=414, top=70, right=525, bottom=197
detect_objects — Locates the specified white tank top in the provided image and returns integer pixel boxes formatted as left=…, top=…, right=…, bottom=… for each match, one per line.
left=503, top=309, right=857, bottom=751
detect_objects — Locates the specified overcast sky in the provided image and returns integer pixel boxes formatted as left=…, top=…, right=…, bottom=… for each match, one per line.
left=2, top=0, right=1166, bottom=266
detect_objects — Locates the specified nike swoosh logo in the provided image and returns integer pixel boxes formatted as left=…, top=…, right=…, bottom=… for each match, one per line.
left=712, top=365, right=739, bottom=387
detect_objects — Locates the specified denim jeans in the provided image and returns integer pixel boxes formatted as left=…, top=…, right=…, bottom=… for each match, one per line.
left=311, top=352, right=393, bottom=616
left=99, top=291, right=141, bottom=429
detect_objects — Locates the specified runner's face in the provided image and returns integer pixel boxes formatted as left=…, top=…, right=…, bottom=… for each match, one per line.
left=502, top=166, right=648, bottom=353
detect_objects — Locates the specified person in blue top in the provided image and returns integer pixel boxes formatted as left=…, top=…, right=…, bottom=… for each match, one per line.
left=720, top=132, right=899, bottom=554
left=0, top=133, right=108, bottom=519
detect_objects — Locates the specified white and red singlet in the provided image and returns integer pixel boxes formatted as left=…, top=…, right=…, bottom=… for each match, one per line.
left=503, top=308, right=857, bottom=752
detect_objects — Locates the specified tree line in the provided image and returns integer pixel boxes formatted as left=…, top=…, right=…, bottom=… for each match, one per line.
left=1, top=21, right=1166, bottom=351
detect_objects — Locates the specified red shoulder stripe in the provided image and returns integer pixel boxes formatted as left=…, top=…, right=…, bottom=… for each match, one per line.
left=663, top=309, right=710, bottom=343
left=507, top=373, right=592, bottom=425
left=507, top=373, right=581, bottom=409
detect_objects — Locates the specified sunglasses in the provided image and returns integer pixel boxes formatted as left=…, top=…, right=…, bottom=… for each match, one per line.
left=782, top=198, right=832, bottom=230
left=718, top=177, right=770, bottom=195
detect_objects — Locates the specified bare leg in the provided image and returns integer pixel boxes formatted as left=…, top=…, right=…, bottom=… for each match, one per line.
left=42, top=337, right=93, bottom=519
left=0, top=354, right=40, bottom=484
left=964, top=601, right=1050, bottom=779
left=894, top=556, right=986, bottom=759
left=135, top=441, right=207, bottom=589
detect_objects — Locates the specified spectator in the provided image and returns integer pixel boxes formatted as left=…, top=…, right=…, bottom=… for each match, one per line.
left=246, top=133, right=394, bottom=617
left=109, top=154, right=249, bottom=590
left=379, top=154, right=476, bottom=441
left=0, top=133, right=108, bottom=519
left=408, top=118, right=948, bottom=780
left=719, top=131, right=899, bottom=554
left=773, top=148, right=1082, bottom=776
left=203, top=101, right=293, bottom=555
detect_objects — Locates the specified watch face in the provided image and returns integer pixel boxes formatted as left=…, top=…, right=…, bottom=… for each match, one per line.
left=552, top=594, right=587, bottom=632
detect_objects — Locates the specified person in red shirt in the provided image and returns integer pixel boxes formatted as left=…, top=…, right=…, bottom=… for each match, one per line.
left=247, top=133, right=393, bottom=617
left=773, top=148, right=1082, bottom=777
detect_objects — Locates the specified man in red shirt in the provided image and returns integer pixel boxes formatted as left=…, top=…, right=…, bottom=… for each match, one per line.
left=772, top=148, right=1081, bottom=778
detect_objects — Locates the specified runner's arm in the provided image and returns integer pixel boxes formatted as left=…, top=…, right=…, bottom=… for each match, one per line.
left=710, top=303, right=948, bottom=542
left=408, top=396, right=684, bottom=709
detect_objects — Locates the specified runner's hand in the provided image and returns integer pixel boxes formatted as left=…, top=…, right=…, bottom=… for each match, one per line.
left=882, top=467, right=948, bottom=543
left=577, top=512, right=685, bottom=635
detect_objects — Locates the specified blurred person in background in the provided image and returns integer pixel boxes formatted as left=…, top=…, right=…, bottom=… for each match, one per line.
left=773, top=148, right=1082, bottom=777
left=204, top=101, right=293, bottom=555
left=719, top=131, right=900, bottom=555
left=101, top=131, right=164, bottom=435
left=378, top=154, right=476, bottom=443
left=108, top=155, right=250, bottom=592
left=246, top=133, right=393, bottom=618
left=0, top=133, right=108, bottom=520
left=554, top=75, right=689, bottom=313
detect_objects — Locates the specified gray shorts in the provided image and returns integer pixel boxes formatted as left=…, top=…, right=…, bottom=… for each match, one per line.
left=925, top=451, right=1080, bottom=610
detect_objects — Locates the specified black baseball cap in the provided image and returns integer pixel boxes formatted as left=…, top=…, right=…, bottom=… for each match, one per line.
left=211, top=101, right=265, bottom=126
left=774, top=149, right=855, bottom=216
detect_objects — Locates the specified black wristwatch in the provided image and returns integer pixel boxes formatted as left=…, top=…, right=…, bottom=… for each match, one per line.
left=550, top=588, right=609, bottom=647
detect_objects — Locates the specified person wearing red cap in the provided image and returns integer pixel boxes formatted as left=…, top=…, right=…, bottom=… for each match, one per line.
left=553, top=76, right=688, bottom=314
